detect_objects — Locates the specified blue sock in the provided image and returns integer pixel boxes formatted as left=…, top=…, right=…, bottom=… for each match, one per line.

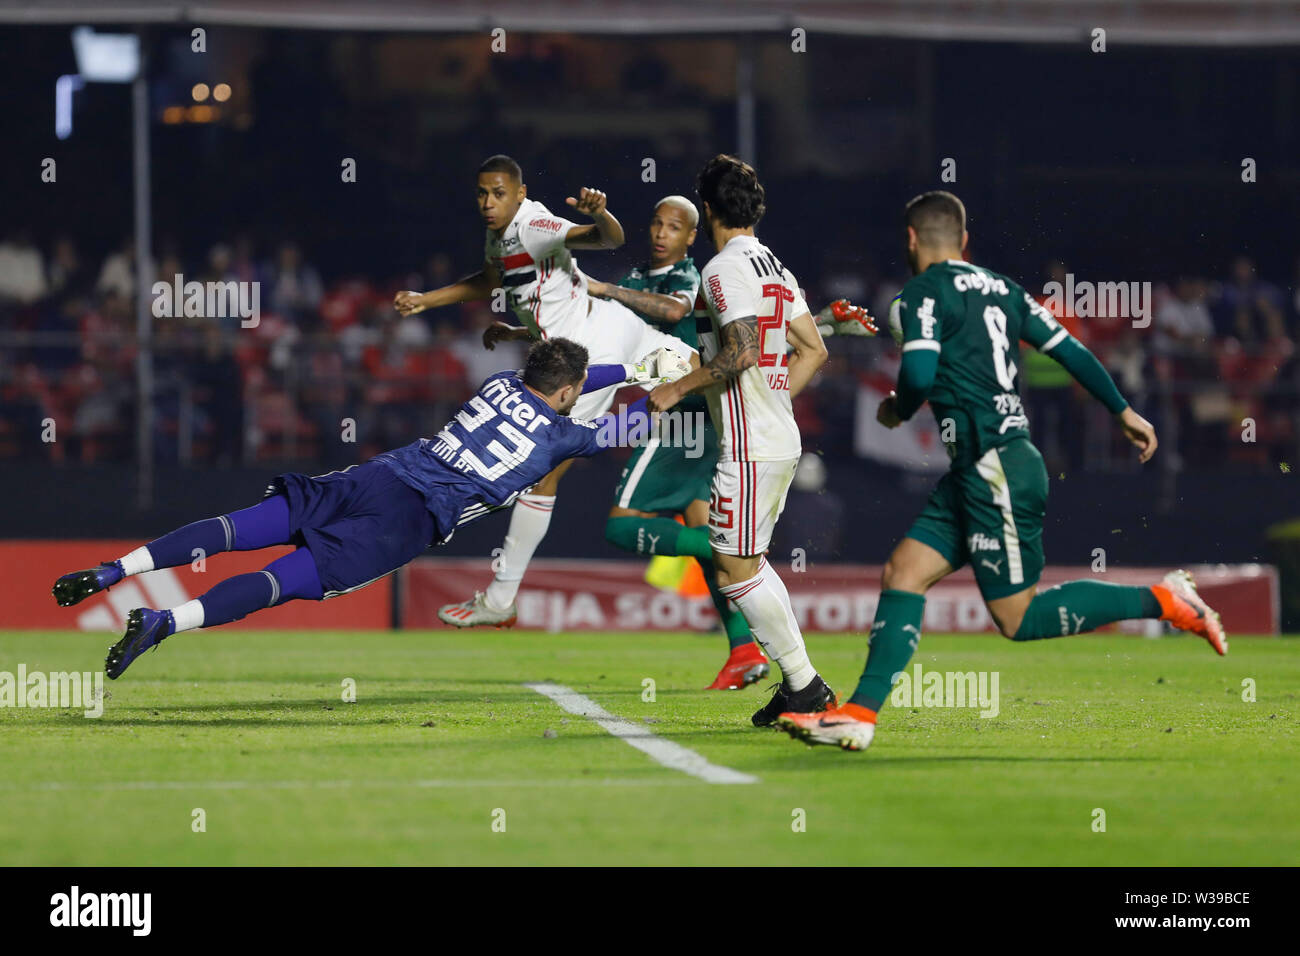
left=196, top=547, right=323, bottom=628
left=145, top=496, right=291, bottom=569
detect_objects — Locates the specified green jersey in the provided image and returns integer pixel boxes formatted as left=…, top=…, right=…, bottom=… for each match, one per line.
left=895, top=259, right=1070, bottom=469
left=617, top=259, right=702, bottom=350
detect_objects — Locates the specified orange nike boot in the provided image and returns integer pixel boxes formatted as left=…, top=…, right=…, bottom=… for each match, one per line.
left=1151, top=569, right=1227, bottom=655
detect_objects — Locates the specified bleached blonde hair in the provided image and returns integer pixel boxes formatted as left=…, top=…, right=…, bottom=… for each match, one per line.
left=655, top=195, right=700, bottom=230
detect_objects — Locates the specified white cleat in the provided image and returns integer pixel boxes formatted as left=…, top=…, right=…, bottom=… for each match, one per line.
left=437, top=591, right=518, bottom=629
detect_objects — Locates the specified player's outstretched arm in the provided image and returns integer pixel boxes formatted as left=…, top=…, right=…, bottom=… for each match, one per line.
left=394, top=261, right=499, bottom=315
left=647, top=317, right=758, bottom=413
left=587, top=278, right=691, bottom=323
left=482, top=322, right=535, bottom=350
left=784, top=311, right=829, bottom=399
left=1021, top=296, right=1158, bottom=462
left=563, top=188, right=625, bottom=250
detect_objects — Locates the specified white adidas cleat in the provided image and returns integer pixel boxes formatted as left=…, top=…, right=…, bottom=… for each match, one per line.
left=437, top=592, right=518, bottom=629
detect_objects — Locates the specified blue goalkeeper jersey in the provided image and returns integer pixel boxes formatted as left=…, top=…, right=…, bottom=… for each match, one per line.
left=376, top=370, right=609, bottom=539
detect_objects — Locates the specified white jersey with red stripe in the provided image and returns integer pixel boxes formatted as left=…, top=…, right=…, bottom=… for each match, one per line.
left=697, top=234, right=807, bottom=462
left=485, top=197, right=590, bottom=340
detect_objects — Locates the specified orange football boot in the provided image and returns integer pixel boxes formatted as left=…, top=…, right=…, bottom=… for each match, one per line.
left=1151, top=569, right=1227, bottom=655
left=778, top=702, right=878, bottom=751
left=706, top=642, right=770, bottom=690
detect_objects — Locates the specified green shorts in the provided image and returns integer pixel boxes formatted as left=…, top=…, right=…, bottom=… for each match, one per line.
left=905, top=437, right=1048, bottom=600
left=612, top=414, right=717, bottom=515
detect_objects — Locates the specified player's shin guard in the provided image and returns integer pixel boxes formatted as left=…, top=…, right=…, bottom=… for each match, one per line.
left=1011, top=580, right=1161, bottom=641
left=117, top=496, right=293, bottom=576
left=719, top=558, right=815, bottom=691
left=698, top=556, right=753, bottom=649
left=484, top=494, right=554, bottom=610
left=848, top=590, right=926, bottom=713
left=172, top=546, right=324, bottom=633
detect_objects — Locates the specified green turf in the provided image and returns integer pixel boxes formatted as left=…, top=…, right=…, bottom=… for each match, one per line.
left=0, top=628, right=1295, bottom=865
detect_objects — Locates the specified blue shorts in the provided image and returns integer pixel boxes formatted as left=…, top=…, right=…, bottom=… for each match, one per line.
left=267, top=460, right=435, bottom=597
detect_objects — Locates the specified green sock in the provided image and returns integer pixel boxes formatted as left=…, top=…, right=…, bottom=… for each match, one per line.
left=850, top=590, right=926, bottom=712
left=698, top=556, right=753, bottom=649
left=672, top=525, right=714, bottom=561
left=1013, top=580, right=1161, bottom=640
left=604, top=516, right=713, bottom=559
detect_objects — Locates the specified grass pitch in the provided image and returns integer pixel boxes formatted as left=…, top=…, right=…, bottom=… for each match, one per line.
left=0, top=628, right=1295, bottom=866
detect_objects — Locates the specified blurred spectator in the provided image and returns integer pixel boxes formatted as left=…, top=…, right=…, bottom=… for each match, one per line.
left=1154, top=277, right=1214, bottom=356
left=46, top=238, right=91, bottom=300
left=452, top=303, right=527, bottom=384
left=187, top=325, right=245, bottom=466
left=0, top=231, right=49, bottom=304
left=95, top=237, right=138, bottom=301
left=229, top=235, right=263, bottom=287
left=1214, top=255, right=1288, bottom=347
left=268, top=241, right=324, bottom=322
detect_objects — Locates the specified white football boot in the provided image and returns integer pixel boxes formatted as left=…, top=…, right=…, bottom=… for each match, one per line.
left=437, top=592, right=518, bottom=629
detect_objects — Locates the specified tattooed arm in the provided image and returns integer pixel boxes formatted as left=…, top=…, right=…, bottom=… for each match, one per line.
left=588, top=278, right=692, bottom=323
left=647, top=316, right=758, bottom=413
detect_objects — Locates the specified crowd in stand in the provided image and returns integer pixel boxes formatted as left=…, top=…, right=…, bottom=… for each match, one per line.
left=2, top=231, right=1297, bottom=472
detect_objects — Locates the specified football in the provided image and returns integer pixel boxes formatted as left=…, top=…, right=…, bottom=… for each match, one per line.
left=888, top=292, right=904, bottom=345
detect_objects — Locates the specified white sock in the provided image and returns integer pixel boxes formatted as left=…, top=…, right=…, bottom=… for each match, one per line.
left=169, top=598, right=205, bottom=633
left=117, top=546, right=155, bottom=576
left=483, top=493, right=555, bottom=610
left=720, top=558, right=816, bottom=691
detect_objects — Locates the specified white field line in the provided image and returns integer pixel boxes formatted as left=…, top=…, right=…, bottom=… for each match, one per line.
left=524, top=682, right=757, bottom=785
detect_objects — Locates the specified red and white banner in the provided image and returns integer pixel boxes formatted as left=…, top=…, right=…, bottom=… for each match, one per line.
left=0, top=541, right=390, bottom=631
left=404, top=557, right=1280, bottom=635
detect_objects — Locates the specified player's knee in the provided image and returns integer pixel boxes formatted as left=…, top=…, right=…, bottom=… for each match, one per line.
left=992, top=607, right=1026, bottom=640
left=882, top=556, right=920, bottom=593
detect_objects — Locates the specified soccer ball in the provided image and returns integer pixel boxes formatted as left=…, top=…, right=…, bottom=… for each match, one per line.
left=631, top=346, right=692, bottom=385
left=888, top=293, right=904, bottom=346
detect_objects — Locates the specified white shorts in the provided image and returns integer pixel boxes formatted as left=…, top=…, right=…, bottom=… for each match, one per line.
left=708, top=457, right=799, bottom=556
left=569, top=297, right=697, bottom=421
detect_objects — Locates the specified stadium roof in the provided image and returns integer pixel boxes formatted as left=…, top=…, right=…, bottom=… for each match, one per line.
left=3, top=0, right=1300, bottom=46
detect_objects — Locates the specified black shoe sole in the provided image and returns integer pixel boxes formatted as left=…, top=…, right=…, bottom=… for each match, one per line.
left=105, top=608, right=148, bottom=680
left=52, top=569, right=106, bottom=608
